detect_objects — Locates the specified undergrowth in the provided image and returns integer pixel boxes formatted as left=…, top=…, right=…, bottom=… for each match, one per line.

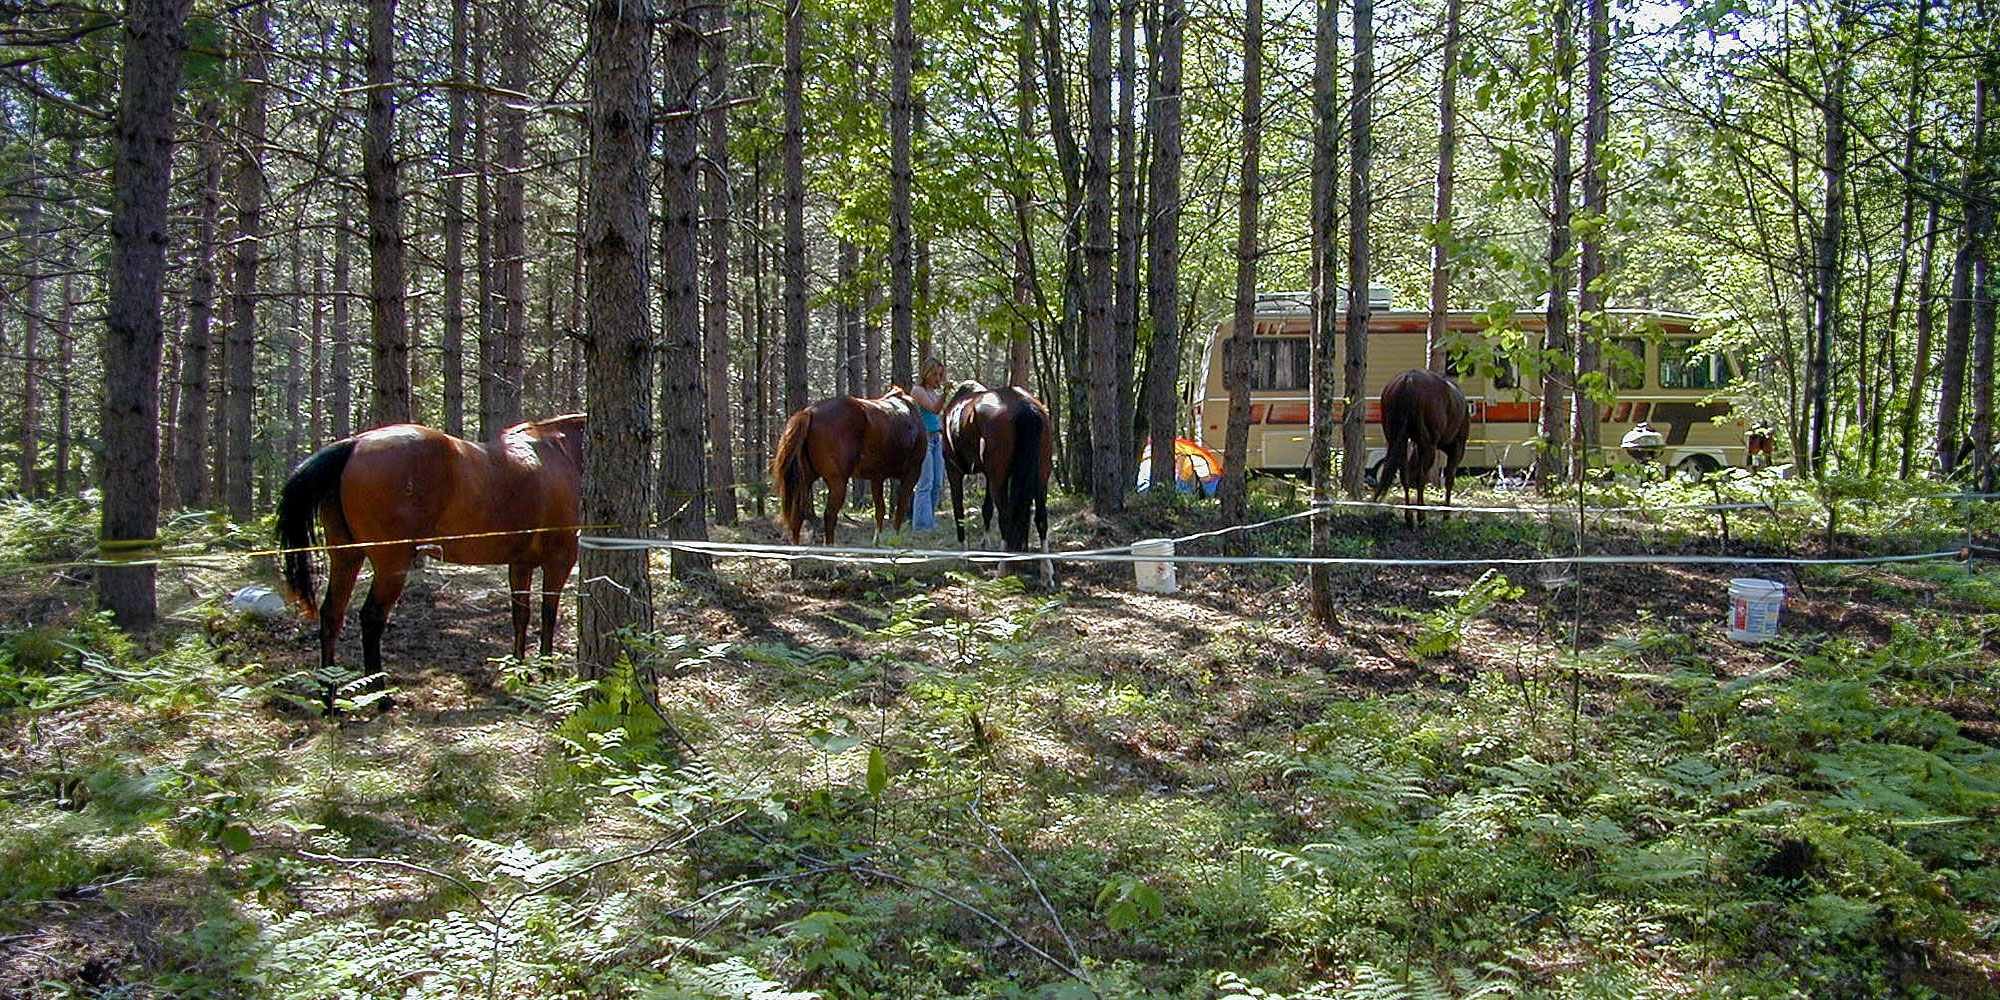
left=0, top=494, right=1995, bottom=1000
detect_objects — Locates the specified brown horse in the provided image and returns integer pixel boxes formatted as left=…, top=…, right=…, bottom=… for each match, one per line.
left=1372, top=369, right=1470, bottom=527
left=772, top=392, right=928, bottom=545
left=276, top=414, right=585, bottom=676
left=941, top=381, right=1053, bottom=552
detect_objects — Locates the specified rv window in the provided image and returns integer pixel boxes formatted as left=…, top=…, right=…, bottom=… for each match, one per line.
left=1659, top=338, right=1727, bottom=389
left=1609, top=337, right=1646, bottom=389
left=1250, top=338, right=1310, bottom=391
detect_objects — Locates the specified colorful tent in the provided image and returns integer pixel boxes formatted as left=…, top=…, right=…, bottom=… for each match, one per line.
left=1136, top=438, right=1223, bottom=496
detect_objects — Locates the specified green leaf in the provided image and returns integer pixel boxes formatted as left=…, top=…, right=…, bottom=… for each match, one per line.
left=866, top=746, right=888, bottom=798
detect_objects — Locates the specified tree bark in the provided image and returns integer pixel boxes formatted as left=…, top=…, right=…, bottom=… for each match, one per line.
left=1308, top=0, right=1339, bottom=621
left=784, top=0, right=810, bottom=409
left=1113, top=0, right=1140, bottom=474
left=1806, top=9, right=1850, bottom=477
left=1900, top=201, right=1940, bottom=479
left=1536, top=0, right=1575, bottom=491
left=1571, top=0, right=1606, bottom=481
left=659, top=0, right=711, bottom=578
left=491, top=4, right=529, bottom=434
left=366, top=0, right=412, bottom=428
left=1143, top=0, right=1184, bottom=496
left=1219, top=0, right=1261, bottom=525
left=332, top=216, right=353, bottom=440
left=706, top=0, right=739, bottom=526
left=1085, top=0, right=1122, bottom=511
left=1425, top=0, right=1460, bottom=373
left=226, top=0, right=266, bottom=521
left=889, top=0, right=915, bottom=390
left=175, top=97, right=222, bottom=509
left=442, top=0, right=469, bottom=436
left=100, top=0, right=192, bottom=630
left=1341, top=0, right=1373, bottom=499
left=579, top=0, right=656, bottom=678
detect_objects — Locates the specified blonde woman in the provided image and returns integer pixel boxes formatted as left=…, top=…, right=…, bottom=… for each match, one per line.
left=909, top=357, right=947, bottom=531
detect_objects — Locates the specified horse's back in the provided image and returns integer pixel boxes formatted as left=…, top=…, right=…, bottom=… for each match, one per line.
left=1382, top=369, right=1468, bottom=446
left=336, top=421, right=580, bottom=565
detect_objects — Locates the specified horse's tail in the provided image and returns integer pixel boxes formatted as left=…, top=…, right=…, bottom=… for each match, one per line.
left=276, top=439, right=354, bottom=619
left=1001, top=405, right=1044, bottom=550
left=1373, top=389, right=1411, bottom=503
left=773, top=409, right=815, bottom=533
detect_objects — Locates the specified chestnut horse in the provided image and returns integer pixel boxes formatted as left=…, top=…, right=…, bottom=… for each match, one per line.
left=941, top=382, right=1053, bottom=553
left=276, top=414, right=585, bottom=675
left=1372, top=370, right=1470, bottom=527
left=772, top=392, right=928, bottom=545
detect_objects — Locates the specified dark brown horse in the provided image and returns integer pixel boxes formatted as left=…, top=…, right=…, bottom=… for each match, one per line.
left=772, top=392, right=928, bottom=545
left=276, top=414, right=585, bottom=675
left=1372, top=370, right=1470, bottom=527
left=941, top=382, right=1053, bottom=552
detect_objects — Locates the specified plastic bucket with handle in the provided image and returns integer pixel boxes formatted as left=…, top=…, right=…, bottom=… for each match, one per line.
left=1727, top=578, right=1785, bottom=642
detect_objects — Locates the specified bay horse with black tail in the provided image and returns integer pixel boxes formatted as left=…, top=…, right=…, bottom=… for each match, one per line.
left=1372, top=369, right=1470, bottom=527
left=941, top=382, right=1053, bottom=553
left=772, top=392, right=928, bottom=545
left=276, top=414, right=585, bottom=676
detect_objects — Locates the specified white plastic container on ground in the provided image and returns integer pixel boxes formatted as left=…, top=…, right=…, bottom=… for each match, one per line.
left=1727, top=578, right=1785, bottom=642
left=1132, top=538, right=1178, bottom=594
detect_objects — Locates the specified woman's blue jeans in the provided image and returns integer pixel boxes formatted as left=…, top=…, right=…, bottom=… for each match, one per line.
left=912, top=432, right=944, bottom=530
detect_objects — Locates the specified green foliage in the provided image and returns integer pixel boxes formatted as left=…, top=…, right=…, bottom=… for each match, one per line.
left=1396, top=569, right=1527, bottom=660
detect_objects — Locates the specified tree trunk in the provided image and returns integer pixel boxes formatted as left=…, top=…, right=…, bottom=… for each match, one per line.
left=1571, top=0, right=1606, bottom=481
left=889, top=0, right=915, bottom=390
left=1900, top=201, right=1940, bottom=479
left=579, top=0, right=656, bottom=678
left=1341, top=0, right=1373, bottom=499
left=784, top=0, right=810, bottom=410
left=659, top=0, right=711, bottom=578
left=332, top=217, right=353, bottom=440
left=1308, top=0, right=1339, bottom=621
left=100, top=0, right=192, bottom=630
left=1143, top=0, right=1184, bottom=496
left=1937, top=233, right=1973, bottom=475
left=491, top=5, right=529, bottom=433
left=1536, top=0, right=1575, bottom=492
left=1425, top=0, right=1460, bottom=373
left=226, top=1, right=266, bottom=522
left=1806, top=10, right=1850, bottom=477
left=1971, top=69, right=1995, bottom=491
left=1113, top=0, right=1140, bottom=476
left=705, top=0, right=739, bottom=526
left=176, top=98, right=222, bottom=509
left=1219, top=0, right=1262, bottom=525
left=285, top=234, right=305, bottom=469
left=840, top=241, right=862, bottom=395
left=19, top=172, right=43, bottom=499
left=1085, top=0, right=1122, bottom=512
left=366, top=0, right=412, bottom=428
left=442, top=0, right=469, bottom=436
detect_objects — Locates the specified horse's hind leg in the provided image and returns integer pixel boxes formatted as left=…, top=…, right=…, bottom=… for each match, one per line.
left=508, top=563, right=535, bottom=658
left=319, top=547, right=365, bottom=671
left=357, top=549, right=413, bottom=678
left=824, top=476, right=850, bottom=546
left=540, top=557, right=574, bottom=657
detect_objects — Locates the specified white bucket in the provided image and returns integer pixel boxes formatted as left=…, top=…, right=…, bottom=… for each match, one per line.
left=1727, top=578, right=1785, bottom=642
left=1133, top=538, right=1178, bottom=594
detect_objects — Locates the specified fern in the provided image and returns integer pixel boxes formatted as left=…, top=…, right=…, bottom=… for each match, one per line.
left=648, top=957, right=820, bottom=1000
left=1403, top=569, right=1525, bottom=660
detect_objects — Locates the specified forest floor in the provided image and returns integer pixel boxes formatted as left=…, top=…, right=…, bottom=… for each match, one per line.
left=3, top=474, right=1999, bottom=999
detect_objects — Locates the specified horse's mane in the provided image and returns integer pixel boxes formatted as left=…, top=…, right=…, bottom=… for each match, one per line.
left=534, top=412, right=587, bottom=426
